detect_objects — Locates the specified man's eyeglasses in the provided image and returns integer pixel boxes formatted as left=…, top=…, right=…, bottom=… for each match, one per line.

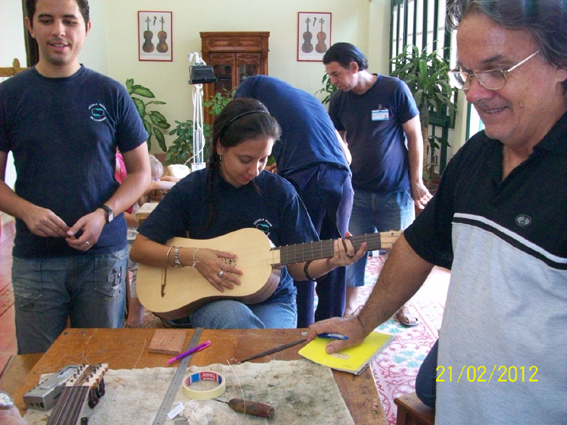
left=449, top=50, right=540, bottom=91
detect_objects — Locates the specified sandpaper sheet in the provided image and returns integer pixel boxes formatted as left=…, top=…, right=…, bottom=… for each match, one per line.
left=23, top=359, right=354, bottom=425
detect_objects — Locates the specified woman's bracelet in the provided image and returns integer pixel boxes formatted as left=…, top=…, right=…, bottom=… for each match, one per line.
left=166, top=246, right=174, bottom=268
left=191, top=248, right=199, bottom=268
left=303, top=260, right=315, bottom=281
left=173, top=247, right=184, bottom=268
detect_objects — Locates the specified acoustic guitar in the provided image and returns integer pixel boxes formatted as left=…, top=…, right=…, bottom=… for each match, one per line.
left=137, top=228, right=401, bottom=320
left=46, top=363, right=108, bottom=425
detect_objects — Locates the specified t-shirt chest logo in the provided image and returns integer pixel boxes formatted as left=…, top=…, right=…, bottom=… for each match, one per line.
left=89, top=103, right=108, bottom=122
left=254, top=218, right=273, bottom=236
left=515, top=214, right=532, bottom=227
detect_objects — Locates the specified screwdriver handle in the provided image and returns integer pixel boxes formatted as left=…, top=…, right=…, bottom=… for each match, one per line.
left=228, top=398, right=275, bottom=418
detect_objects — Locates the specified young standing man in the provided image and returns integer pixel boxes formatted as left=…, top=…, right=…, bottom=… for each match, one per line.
left=0, top=0, right=150, bottom=354
left=323, top=43, right=432, bottom=323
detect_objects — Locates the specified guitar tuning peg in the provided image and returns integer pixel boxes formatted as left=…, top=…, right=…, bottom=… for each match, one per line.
left=88, top=388, right=99, bottom=409
left=95, top=384, right=102, bottom=399
left=99, top=379, right=106, bottom=397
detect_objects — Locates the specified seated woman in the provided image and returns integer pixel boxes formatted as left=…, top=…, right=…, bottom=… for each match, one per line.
left=130, top=98, right=365, bottom=329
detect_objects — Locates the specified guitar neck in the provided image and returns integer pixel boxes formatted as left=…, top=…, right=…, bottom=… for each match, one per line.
left=46, top=363, right=108, bottom=425
left=274, top=231, right=401, bottom=266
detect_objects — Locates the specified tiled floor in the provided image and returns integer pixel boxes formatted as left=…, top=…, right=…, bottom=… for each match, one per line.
left=0, top=228, right=16, bottom=372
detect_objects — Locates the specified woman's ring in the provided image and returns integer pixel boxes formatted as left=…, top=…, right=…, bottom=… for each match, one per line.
left=218, top=270, right=225, bottom=278
left=346, top=253, right=354, bottom=259
left=85, top=241, right=90, bottom=247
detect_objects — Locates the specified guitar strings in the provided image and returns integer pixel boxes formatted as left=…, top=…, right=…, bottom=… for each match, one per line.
left=276, top=233, right=387, bottom=264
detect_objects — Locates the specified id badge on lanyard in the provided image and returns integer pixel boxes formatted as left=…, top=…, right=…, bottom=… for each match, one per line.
left=372, top=104, right=389, bottom=121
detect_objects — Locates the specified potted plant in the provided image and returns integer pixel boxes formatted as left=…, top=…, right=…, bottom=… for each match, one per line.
left=166, top=88, right=235, bottom=166
left=315, top=73, right=337, bottom=105
left=125, top=79, right=171, bottom=152
left=390, top=45, right=457, bottom=188
left=166, top=119, right=212, bottom=166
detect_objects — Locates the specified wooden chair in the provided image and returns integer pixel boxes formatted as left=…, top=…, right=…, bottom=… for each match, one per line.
left=0, top=58, right=26, bottom=78
left=395, top=392, right=435, bottom=425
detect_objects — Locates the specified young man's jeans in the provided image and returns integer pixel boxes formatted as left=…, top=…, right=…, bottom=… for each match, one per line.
left=347, top=189, right=414, bottom=287
left=12, top=248, right=127, bottom=354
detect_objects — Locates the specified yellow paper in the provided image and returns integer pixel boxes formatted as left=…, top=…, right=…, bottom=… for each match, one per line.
left=299, top=331, right=394, bottom=375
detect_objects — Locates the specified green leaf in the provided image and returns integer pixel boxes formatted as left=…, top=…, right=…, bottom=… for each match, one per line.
left=150, top=110, right=168, bottom=122
left=125, top=79, right=134, bottom=94
left=154, top=127, right=167, bottom=152
left=149, top=113, right=171, bottom=129
left=131, top=85, right=155, bottom=98
left=132, top=97, right=145, bottom=118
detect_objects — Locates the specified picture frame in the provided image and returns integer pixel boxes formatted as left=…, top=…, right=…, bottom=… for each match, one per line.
left=297, top=12, right=331, bottom=62
left=138, top=11, right=173, bottom=62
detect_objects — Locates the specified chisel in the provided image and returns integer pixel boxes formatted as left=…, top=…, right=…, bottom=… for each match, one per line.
left=215, top=398, right=275, bottom=418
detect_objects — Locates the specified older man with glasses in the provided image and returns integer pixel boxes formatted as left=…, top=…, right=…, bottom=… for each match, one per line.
left=307, top=0, right=567, bottom=423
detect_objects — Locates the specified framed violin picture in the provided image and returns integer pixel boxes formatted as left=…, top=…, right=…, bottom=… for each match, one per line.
left=297, top=12, right=331, bottom=62
left=138, top=11, right=173, bottom=62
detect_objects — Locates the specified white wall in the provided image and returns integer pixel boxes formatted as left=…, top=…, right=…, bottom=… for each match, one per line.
left=0, top=0, right=26, bottom=192
left=0, top=0, right=26, bottom=68
left=94, top=0, right=383, bottom=152
left=1, top=0, right=464, bottom=159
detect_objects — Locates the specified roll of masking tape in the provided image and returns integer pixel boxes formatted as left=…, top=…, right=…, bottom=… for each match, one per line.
left=182, top=371, right=226, bottom=400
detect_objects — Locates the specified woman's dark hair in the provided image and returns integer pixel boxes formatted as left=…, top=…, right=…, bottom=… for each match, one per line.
left=25, top=0, right=90, bottom=27
left=204, top=98, right=281, bottom=229
left=446, top=0, right=567, bottom=93
left=323, top=42, right=368, bottom=71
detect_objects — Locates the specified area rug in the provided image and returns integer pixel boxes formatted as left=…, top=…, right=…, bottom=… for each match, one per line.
left=361, top=255, right=445, bottom=425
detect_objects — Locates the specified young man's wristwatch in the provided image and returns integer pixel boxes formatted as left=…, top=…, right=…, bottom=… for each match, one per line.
left=0, top=390, right=14, bottom=409
left=99, top=205, right=114, bottom=223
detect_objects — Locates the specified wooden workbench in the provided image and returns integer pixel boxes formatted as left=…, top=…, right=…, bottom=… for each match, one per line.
left=2, top=328, right=387, bottom=425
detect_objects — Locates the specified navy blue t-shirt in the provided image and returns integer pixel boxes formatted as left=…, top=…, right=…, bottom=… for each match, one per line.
left=138, top=168, right=320, bottom=303
left=235, top=75, right=349, bottom=177
left=0, top=66, right=148, bottom=257
left=329, top=74, right=419, bottom=193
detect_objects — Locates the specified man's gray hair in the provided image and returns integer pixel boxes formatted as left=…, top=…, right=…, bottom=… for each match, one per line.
left=447, top=0, right=567, bottom=92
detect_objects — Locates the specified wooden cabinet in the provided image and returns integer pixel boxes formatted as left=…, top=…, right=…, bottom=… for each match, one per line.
left=200, top=32, right=269, bottom=123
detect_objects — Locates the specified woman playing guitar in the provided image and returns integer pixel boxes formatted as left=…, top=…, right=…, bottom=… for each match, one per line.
left=131, top=99, right=365, bottom=329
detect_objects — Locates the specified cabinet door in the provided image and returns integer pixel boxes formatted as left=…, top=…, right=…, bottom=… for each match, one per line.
left=235, top=53, right=263, bottom=85
left=208, top=53, right=236, bottom=97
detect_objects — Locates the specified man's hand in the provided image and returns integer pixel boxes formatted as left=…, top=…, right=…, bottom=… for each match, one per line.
left=65, top=208, right=106, bottom=251
left=307, top=316, right=368, bottom=354
left=21, top=205, right=69, bottom=238
left=412, top=181, right=432, bottom=210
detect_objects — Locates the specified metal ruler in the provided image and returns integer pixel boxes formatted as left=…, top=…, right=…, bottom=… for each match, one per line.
left=152, top=327, right=204, bottom=425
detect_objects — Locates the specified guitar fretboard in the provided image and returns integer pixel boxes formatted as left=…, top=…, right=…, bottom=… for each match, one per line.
left=273, top=231, right=400, bottom=266
left=46, top=364, right=108, bottom=425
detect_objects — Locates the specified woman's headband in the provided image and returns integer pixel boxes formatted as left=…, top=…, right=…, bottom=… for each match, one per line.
left=218, top=110, right=269, bottom=139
